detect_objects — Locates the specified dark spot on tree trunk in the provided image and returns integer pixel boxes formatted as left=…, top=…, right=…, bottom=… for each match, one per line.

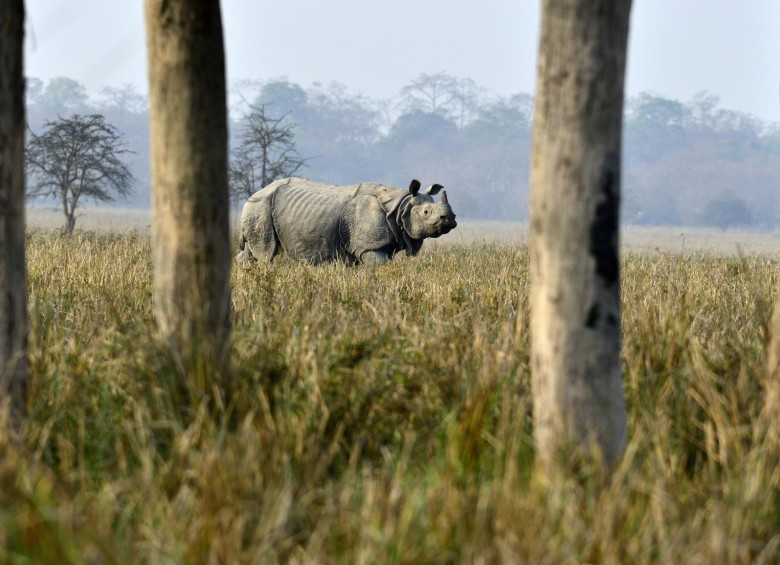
left=585, top=303, right=600, bottom=328
left=589, top=153, right=620, bottom=285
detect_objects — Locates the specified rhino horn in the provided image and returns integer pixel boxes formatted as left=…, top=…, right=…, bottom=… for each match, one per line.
left=440, top=190, right=449, bottom=204
left=425, top=183, right=444, bottom=195
left=408, top=179, right=421, bottom=195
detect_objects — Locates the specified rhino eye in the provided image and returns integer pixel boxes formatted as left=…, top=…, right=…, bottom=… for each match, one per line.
left=423, top=209, right=429, bottom=215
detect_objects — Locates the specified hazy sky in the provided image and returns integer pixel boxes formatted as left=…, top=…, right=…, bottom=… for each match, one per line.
left=24, top=1, right=780, bottom=122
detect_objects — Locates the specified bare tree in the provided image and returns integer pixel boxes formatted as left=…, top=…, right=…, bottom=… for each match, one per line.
left=229, top=104, right=306, bottom=202
left=399, top=73, right=486, bottom=128
left=529, top=0, right=632, bottom=472
left=0, top=0, right=27, bottom=411
left=228, top=78, right=264, bottom=117
left=449, top=78, right=486, bottom=129
left=26, top=114, right=133, bottom=234
left=399, top=72, right=459, bottom=117
left=145, top=0, right=231, bottom=373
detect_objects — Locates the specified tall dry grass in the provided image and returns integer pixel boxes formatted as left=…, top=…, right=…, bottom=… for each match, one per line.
left=2, top=230, right=779, bottom=563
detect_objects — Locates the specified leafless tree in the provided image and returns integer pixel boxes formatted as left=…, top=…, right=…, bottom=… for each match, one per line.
left=530, top=0, right=632, bottom=473
left=0, top=0, right=27, bottom=412
left=229, top=104, right=306, bottom=202
left=399, top=72, right=459, bottom=117
left=145, top=0, right=231, bottom=375
left=228, top=78, right=264, bottom=118
left=449, top=78, right=486, bottom=129
left=26, top=114, right=133, bottom=235
left=400, top=72, right=486, bottom=128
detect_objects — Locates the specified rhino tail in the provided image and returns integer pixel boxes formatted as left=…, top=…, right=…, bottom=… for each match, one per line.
left=239, top=234, right=247, bottom=251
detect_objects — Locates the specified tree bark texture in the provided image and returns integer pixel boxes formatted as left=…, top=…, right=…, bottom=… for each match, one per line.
left=0, top=0, right=27, bottom=409
left=530, top=0, right=632, bottom=469
left=144, top=0, right=231, bottom=368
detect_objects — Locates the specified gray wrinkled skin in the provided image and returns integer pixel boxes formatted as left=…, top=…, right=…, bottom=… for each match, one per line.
left=236, top=177, right=457, bottom=266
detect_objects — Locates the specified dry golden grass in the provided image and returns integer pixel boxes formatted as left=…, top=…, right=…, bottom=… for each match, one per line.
left=2, top=229, right=780, bottom=563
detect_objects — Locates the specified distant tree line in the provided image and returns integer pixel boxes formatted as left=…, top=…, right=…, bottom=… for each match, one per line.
left=24, top=74, right=780, bottom=228
left=623, top=91, right=780, bottom=228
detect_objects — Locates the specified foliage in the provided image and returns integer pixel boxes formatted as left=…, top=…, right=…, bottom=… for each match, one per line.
left=306, top=81, right=384, bottom=146
left=466, top=99, right=532, bottom=141
left=254, top=79, right=386, bottom=185
left=23, top=74, right=780, bottom=224
left=31, top=76, right=89, bottom=112
left=701, top=196, right=753, bottom=230
left=398, top=71, right=460, bottom=117
left=397, top=72, right=488, bottom=129
left=96, top=83, right=148, bottom=114
left=3, top=231, right=780, bottom=562
left=228, top=104, right=307, bottom=202
left=623, top=92, right=779, bottom=227
left=25, top=114, right=134, bottom=234
left=255, top=80, right=309, bottom=120
left=384, top=110, right=459, bottom=147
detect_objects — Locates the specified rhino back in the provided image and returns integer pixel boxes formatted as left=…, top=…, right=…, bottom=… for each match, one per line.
left=272, top=180, right=356, bottom=264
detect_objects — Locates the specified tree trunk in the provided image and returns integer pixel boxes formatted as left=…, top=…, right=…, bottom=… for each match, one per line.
left=765, top=84, right=780, bottom=440
left=765, top=294, right=780, bottom=439
left=261, top=148, right=268, bottom=188
left=63, top=190, right=75, bottom=235
left=65, top=211, right=76, bottom=236
left=0, top=0, right=28, bottom=411
left=144, top=0, right=231, bottom=373
left=529, top=0, right=632, bottom=471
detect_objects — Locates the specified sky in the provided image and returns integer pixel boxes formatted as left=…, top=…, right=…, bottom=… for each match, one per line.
left=23, top=0, right=780, bottom=123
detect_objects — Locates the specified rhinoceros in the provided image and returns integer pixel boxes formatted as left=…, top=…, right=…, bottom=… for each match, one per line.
left=236, top=177, right=457, bottom=265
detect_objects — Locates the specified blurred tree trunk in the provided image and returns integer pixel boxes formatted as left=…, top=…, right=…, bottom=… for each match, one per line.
left=144, top=0, right=231, bottom=375
left=766, top=293, right=780, bottom=436
left=0, top=0, right=28, bottom=411
left=766, top=83, right=780, bottom=438
left=529, top=0, right=632, bottom=472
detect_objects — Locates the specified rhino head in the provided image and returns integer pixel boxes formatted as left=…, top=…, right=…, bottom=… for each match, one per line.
left=401, top=179, right=458, bottom=240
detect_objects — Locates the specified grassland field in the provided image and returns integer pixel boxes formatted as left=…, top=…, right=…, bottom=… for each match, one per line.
left=26, top=205, right=780, bottom=256
left=3, top=207, right=780, bottom=562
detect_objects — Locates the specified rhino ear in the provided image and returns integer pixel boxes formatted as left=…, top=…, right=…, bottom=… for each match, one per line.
left=424, top=183, right=444, bottom=196
left=440, top=190, right=449, bottom=204
left=408, top=179, right=421, bottom=196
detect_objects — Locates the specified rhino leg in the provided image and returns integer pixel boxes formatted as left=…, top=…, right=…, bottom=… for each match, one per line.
left=235, top=242, right=256, bottom=267
left=241, top=194, right=280, bottom=263
left=360, top=249, right=391, bottom=265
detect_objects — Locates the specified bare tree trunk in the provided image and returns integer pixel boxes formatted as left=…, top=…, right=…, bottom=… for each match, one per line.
left=65, top=210, right=76, bottom=236
left=261, top=148, right=268, bottom=188
left=0, top=0, right=28, bottom=411
left=529, top=0, right=632, bottom=471
left=144, top=0, right=231, bottom=373
left=63, top=193, right=75, bottom=235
